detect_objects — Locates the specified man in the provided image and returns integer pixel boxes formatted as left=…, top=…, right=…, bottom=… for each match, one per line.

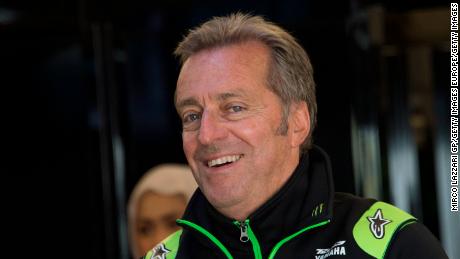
left=144, top=13, right=447, bottom=258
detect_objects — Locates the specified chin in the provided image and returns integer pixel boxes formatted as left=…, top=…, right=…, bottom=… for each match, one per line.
left=205, top=188, right=241, bottom=209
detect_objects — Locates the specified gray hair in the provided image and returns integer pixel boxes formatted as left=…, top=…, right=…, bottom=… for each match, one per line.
left=175, top=12, right=317, bottom=151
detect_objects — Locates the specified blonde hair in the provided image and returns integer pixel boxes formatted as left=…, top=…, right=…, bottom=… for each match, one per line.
left=175, top=12, right=317, bottom=151
left=127, top=164, right=197, bottom=258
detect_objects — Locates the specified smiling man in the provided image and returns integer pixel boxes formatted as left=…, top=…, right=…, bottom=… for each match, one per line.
left=176, top=39, right=308, bottom=222
left=143, top=13, right=447, bottom=259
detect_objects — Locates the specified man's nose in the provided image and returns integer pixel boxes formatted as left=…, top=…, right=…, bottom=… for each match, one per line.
left=198, top=111, right=227, bottom=145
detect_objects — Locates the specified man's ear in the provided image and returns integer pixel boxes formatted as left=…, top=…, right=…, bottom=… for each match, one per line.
left=289, top=101, right=310, bottom=148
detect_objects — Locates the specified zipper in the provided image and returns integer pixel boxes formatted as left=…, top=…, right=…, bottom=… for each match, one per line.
left=237, top=220, right=250, bottom=242
left=233, top=219, right=263, bottom=259
left=179, top=218, right=330, bottom=259
left=177, top=219, right=234, bottom=259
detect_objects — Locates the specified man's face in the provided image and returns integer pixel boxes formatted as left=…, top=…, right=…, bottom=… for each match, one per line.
left=175, top=41, right=305, bottom=218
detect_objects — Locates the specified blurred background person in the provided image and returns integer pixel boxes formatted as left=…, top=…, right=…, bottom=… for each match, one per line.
left=127, top=164, right=197, bottom=259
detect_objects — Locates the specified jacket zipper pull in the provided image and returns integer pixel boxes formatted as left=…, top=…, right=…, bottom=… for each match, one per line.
left=239, top=221, right=249, bottom=242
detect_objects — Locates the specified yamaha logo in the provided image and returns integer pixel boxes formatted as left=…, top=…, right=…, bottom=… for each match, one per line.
left=315, top=240, right=347, bottom=258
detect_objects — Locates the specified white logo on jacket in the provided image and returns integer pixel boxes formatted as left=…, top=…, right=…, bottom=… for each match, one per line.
left=367, top=208, right=392, bottom=239
left=150, top=243, right=170, bottom=259
left=315, top=240, right=346, bottom=258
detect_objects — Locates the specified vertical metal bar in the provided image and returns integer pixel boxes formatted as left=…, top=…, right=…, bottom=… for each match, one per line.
left=347, top=6, right=384, bottom=200
left=385, top=54, right=423, bottom=218
left=92, top=22, right=129, bottom=259
left=351, top=114, right=384, bottom=200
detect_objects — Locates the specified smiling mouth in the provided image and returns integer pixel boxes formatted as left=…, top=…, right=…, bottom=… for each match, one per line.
left=207, top=155, right=243, bottom=168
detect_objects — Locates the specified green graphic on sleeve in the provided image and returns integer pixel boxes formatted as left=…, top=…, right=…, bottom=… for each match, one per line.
left=145, top=229, right=182, bottom=259
left=353, top=201, right=416, bottom=258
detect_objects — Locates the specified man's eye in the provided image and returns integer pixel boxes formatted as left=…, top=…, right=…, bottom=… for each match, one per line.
left=184, top=113, right=201, bottom=123
left=229, top=105, right=244, bottom=113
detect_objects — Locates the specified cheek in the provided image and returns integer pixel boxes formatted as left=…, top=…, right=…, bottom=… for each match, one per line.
left=182, top=133, right=197, bottom=158
left=231, top=119, right=275, bottom=146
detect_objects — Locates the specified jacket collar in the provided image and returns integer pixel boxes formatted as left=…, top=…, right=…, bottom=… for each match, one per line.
left=180, top=145, right=335, bottom=256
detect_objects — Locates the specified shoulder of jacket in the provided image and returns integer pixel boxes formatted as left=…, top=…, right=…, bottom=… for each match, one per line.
left=144, top=230, right=182, bottom=259
left=352, top=201, right=417, bottom=259
left=333, top=192, right=376, bottom=218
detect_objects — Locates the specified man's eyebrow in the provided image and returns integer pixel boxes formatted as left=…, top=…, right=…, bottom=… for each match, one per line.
left=176, top=98, right=200, bottom=110
left=217, top=90, right=248, bottom=101
left=176, top=90, right=248, bottom=109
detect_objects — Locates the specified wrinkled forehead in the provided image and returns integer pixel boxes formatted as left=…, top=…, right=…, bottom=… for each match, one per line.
left=174, top=41, right=273, bottom=107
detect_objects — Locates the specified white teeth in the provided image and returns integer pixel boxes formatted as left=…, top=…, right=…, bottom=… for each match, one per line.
left=208, top=155, right=242, bottom=167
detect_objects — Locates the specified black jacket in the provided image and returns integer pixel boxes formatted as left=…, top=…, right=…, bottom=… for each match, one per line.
left=145, top=146, right=447, bottom=259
